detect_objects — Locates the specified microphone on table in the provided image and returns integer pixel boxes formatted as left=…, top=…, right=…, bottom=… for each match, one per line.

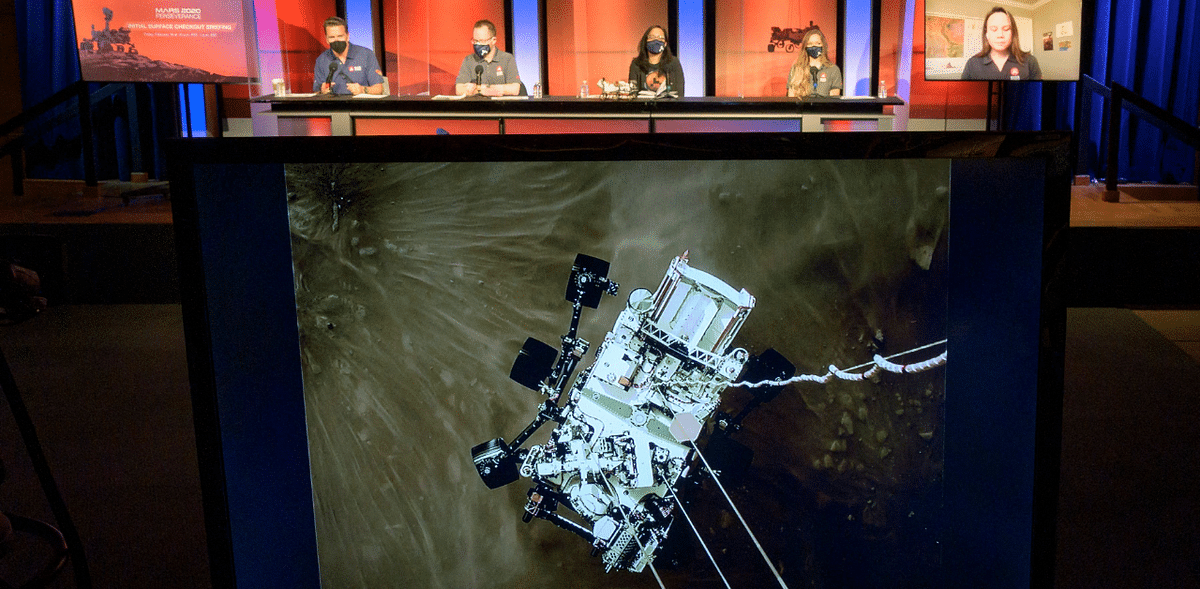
left=474, top=64, right=484, bottom=89
left=326, top=62, right=339, bottom=85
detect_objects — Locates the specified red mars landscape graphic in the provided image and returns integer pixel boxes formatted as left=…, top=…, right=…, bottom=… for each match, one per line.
left=73, top=1, right=253, bottom=83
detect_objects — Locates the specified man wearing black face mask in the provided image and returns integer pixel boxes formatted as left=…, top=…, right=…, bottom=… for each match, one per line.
left=455, top=20, right=521, bottom=96
left=313, top=17, right=384, bottom=95
left=628, top=25, right=684, bottom=96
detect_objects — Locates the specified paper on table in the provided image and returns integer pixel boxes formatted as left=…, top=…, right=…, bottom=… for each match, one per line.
left=432, top=94, right=468, bottom=100
left=353, top=93, right=388, bottom=99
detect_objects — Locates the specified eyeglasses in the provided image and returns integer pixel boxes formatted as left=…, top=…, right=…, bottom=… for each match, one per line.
left=648, top=35, right=666, bottom=41
left=472, top=36, right=494, bottom=44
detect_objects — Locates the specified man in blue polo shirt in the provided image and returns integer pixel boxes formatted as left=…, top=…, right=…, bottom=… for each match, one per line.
left=313, top=17, right=384, bottom=96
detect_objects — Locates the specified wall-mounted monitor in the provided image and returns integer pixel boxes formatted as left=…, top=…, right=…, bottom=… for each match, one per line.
left=71, top=0, right=256, bottom=83
left=170, top=131, right=1068, bottom=588
left=924, top=0, right=1083, bottom=81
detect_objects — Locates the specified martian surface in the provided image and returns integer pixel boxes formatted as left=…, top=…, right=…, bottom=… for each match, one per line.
left=284, top=158, right=950, bottom=588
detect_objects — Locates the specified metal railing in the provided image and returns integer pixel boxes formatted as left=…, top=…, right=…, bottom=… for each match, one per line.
left=1078, top=75, right=1200, bottom=193
left=1, top=82, right=152, bottom=196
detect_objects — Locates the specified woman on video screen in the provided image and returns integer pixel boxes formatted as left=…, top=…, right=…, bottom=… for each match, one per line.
left=787, top=27, right=842, bottom=98
left=961, top=7, right=1042, bottom=80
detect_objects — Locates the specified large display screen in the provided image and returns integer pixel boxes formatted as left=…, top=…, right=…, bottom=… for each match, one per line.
left=72, top=0, right=256, bottom=83
left=924, top=0, right=1083, bottom=81
left=170, top=132, right=1068, bottom=588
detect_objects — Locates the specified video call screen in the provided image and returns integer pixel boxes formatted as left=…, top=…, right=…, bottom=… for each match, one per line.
left=924, top=0, right=1083, bottom=81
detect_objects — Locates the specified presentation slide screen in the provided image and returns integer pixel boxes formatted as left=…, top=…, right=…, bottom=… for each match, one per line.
left=924, top=0, right=1082, bottom=81
left=171, top=132, right=1069, bottom=588
left=72, top=0, right=255, bottom=83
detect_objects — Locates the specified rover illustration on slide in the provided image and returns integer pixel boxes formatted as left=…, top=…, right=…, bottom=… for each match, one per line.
left=471, top=252, right=794, bottom=573
left=79, top=8, right=138, bottom=55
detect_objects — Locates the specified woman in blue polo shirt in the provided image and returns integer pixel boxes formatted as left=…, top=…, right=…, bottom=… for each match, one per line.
left=960, top=7, right=1042, bottom=80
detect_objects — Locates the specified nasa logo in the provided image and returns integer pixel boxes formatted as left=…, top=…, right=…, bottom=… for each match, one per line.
left=819, top=72, right=827, bottom=83
left=495, top=65, right=503, bottom=77
left=1010, top=67, right=1020, bottom=78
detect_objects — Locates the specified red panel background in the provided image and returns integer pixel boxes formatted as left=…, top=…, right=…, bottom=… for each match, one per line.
left=544, top=0, right=667, bottom=96
left=906, top=0, right=987, bottom=119
left=356, top=119, right=500, bottom=135
left=879, top=0, right=903, bottom=98
left=505, top=119, right=650, bottom=134
left=273, top=0, right=338, bottom=93
left=715, top=0, right=838, bottom=97
left=383, top=0, right=507, bottom=96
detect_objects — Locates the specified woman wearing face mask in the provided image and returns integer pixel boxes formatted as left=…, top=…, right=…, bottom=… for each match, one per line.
left=629, top=25, right=684, bottom=96
left=787, top=27, right=842, bottom=98
left=961, top=7, right=1042, bottom=80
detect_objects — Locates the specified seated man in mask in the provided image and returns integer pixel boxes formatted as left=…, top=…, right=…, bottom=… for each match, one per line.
left=314, top=17, right=384, bottom=95
left=455, top=20, right=522, bottom=96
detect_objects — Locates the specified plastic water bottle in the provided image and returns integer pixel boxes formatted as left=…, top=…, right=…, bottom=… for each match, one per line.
left=533, top=83, right=542, bottom=98
left=878, top=80, right=887, bottom=98
left=579, top=80, right=588, bottom=98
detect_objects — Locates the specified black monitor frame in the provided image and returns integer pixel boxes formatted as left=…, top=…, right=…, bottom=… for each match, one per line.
left=170, top=131, right=1069, bottom=588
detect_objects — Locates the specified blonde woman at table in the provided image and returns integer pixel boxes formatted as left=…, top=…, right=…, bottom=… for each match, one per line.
left=786, top=27, right=842, bottom=98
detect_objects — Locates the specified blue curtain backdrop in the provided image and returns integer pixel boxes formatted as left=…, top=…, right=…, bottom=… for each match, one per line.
left=16, top=0, right=80, bottom=106
left=1091, top=0, right=1200, bottom=182
left=1006, top=0, right=1200, bottom=182
left=14, top=0, right=1200, bottom=182
left=15, top=0, right=183, bottom=180
left=16, top=0, right=86, bottom=179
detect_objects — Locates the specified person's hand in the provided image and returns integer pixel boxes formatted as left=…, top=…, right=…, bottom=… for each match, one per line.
left=346, top=82, right=364, bottom=95
left=460, top=82, right=478, bottom=96
left=480, top=84, right=504, bottom=97
left=320, top=82, right=331, bottom=94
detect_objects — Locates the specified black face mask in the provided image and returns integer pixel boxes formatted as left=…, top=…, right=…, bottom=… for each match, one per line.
left=330, top=40, right=348, bottom=53
left=646, top=40, right=666, bottom=55
left=805, top=45, right=823, bottom=59
left=474, top=43, right=491, bottom=59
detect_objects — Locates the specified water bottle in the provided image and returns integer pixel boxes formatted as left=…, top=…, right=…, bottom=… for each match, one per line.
left=579, top=80, right=588, bottom=98
left=878, top=80, right=887, bottom=98
left=533, top=82, right=542, bottom=98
